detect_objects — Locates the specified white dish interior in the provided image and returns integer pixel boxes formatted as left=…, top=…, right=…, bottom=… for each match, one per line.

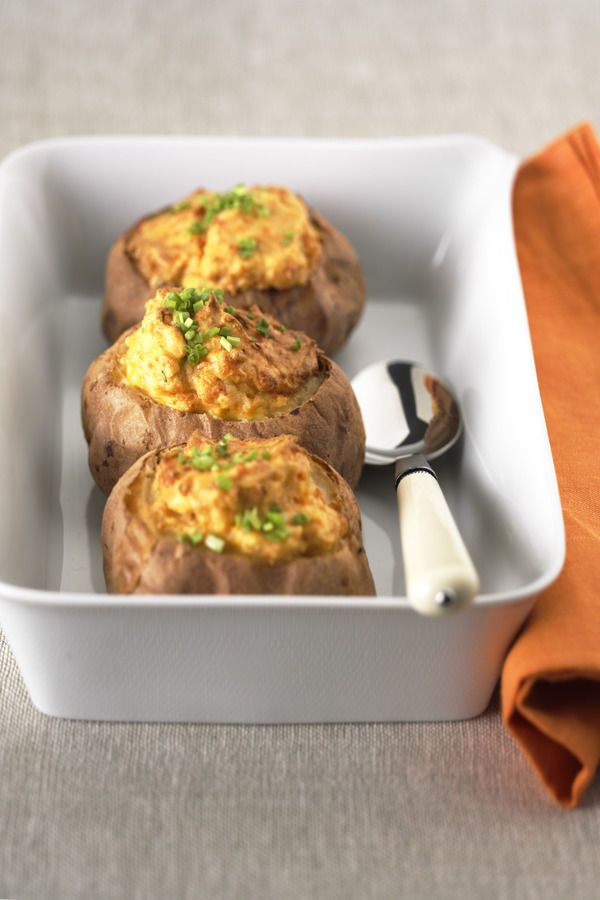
left=0, top=137, right=565, bottom=721
left=0, top=136, right=563, bottom=601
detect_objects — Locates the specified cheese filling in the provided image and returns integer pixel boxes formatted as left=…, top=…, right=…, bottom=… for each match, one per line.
left=129, top=434, right=347, bottom=563
left=116, top=287, right=323, bottom=420
left=126, top=184, right=322, bottom=294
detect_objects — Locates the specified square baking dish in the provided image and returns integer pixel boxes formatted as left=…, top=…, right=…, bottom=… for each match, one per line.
left=0, top=136, right=564, bottom=722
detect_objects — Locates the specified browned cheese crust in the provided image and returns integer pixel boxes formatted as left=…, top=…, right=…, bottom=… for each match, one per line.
left=102, top=445, right=376, bottom=596
left=102, top=208, right=365, bottom=356
left=82, top=330, right=366, bottom=495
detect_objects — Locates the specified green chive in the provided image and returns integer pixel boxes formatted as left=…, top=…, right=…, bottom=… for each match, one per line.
left=191, top=455, right=214, bottom=471
left=246, top=508, right=262, bottom=530
left=264, top=530, right=288, bottom=543
left=291, top=338, right=301, bottom=351
left=291, top=512, right=311, bottom=525
left=238, top=237, right=258, bottom=258
left=283, top=231, right=294, bottom=246
left=216, top=474, right=232, bottom=491
left=179, top=529, right=203, bottom=545
left=205, top=534, right=225, bottom=553
left=256, top=318, right=270, bottom=337
left=170, top=201, right=191, bottom=213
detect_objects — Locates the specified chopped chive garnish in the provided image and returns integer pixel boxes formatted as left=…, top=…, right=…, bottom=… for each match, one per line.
left=187, top=345, right=209, bottom=365
left=233, top=503, right=289, bottom=542
left=277, top=324, right=287, bottom=333
left=188, top=221, right=205, bottom=236
left=238, top=237, right=258, bottom=258
left=244, top=449, right=258, bottom=462
left=224, top=305, right=236, bottom=314
left=205, top=534, right=225, bottom=553
left=194, top=185, right=269, bottom=233
left=216, top=435, right=232, bottom=456
left=215, top=474, right=232, bottom=491
left=220, top=336, right=233, bottom=351
left=178, top=436, right=237, bottom=473
left=283, top=231, right=294, bottom=246
left=236, top=507, right=263, bottom=531
left=291, top=338, right=301, bottom=351
left=256, top=318, right=270, bottom=337
left=291, top=512, right=311, bottom=525
left=191, top=454, right=215, bottom=471
left=160, top=287, right=227, bottom=364
left=179, top=529, right=203, bottom=545
left=170, top=201, right=191, bottom=214
left=261, top=451, right=270, bottom=460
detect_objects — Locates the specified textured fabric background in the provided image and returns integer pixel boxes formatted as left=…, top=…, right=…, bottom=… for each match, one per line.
left=1, top=1, right=599, bottom=898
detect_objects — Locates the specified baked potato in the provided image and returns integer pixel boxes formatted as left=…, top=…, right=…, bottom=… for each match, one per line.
left=83, top=286, right=366, bottom=495
left=102, top=184, right=365, bottom=355
left=102, top=432, right=376, bottom=596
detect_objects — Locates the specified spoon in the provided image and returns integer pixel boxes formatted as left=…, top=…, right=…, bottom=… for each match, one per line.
left=351, top=360, right=479, bottom=616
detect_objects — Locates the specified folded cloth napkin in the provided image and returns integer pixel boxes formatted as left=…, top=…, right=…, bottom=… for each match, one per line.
left=501, top=123, right=600, bottom=809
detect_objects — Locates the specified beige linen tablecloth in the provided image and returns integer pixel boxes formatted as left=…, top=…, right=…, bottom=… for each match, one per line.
left=1, top=2, right=599, bottom=897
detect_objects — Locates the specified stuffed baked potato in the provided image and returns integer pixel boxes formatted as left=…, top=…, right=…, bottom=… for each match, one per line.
left=83, top=286, right=366, bottom=494
left=102, top=432, right=375, bottom=596
left=102, top=184, right=365, bottom=355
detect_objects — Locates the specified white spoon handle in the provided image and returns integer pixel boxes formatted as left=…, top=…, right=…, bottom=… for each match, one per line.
left=396, top=462, right=479, bottom=616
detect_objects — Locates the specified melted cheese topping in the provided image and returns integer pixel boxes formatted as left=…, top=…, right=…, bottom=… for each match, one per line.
left=116, top=289, right=322, bottom=419
left=129, top=434, right=347, bottom=563
left=126, top=185, right=322, bottom=294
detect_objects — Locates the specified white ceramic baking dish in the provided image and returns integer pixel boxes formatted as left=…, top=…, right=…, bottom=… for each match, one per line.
left=0, top=136, right=564, bottom=722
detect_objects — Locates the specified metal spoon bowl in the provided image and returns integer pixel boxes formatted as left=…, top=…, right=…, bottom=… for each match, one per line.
left=352, top=360, right=479, bottom=616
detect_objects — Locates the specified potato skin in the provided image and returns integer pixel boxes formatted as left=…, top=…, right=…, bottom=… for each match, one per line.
left=81, top=333, right=366, bottom=495
left=102, top=448, right=376, bottom=596
left=102, top=209, right=366, bottom=356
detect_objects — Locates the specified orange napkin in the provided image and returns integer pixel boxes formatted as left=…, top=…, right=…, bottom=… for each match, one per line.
left=501, top=123, right=600, bottom=808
